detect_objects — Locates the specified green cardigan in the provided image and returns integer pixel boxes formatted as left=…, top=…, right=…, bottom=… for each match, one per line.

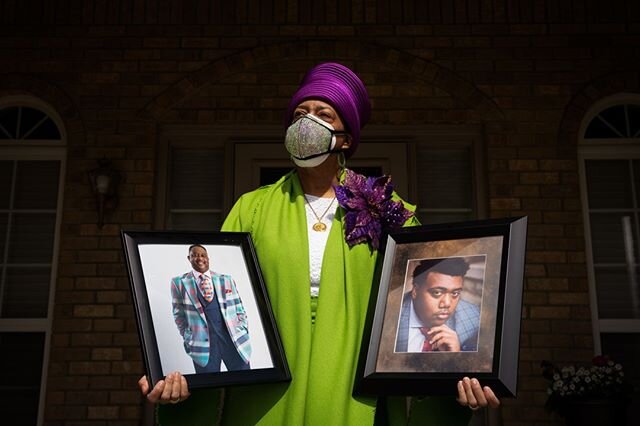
left=158, top=171, right=471, bottom=426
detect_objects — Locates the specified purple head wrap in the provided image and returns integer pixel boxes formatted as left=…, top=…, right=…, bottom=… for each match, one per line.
left=286, top=62, right=371, bottom=158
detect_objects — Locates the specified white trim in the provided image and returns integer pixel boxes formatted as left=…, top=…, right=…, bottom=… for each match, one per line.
left=578, top=93, right=640, bottom=356
left=0, top=96, right=67, bottom=143
left=0, top=96, right=66, bottom=426
left=579, top=93, right=640, bottom=140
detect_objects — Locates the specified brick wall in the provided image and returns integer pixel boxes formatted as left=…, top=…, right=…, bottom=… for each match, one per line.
left=1, top=1, right=639, bottom=425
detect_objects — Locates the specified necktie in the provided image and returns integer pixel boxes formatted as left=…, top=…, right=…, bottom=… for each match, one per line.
left=199, top=275, right=214, bottom=302
left=420, top=327, right=434, bottom=352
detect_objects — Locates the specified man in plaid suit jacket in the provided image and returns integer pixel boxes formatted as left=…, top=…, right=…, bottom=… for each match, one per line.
left=395, top=257, right=480, bottom=352
left=171, top=244, right=251, bottom=373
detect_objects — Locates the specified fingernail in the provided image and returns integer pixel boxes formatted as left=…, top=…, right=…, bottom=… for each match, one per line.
left=472, top=378, right=478, bottom=385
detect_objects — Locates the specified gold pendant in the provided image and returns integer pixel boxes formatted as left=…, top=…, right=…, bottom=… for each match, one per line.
left=312, top=222, right=327, bottom=232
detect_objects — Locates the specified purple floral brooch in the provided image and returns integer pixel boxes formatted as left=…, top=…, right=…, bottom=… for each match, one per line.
left=334, top=169, right=414, bottom=250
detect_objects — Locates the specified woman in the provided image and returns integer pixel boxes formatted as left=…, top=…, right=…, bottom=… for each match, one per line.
left=139, top=62, right=499, bottom=425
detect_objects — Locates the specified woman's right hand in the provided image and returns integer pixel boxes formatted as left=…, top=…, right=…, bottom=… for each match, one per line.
left=138, top=372, right=191, bottom=404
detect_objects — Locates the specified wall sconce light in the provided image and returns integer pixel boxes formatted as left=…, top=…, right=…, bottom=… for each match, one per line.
left=88, top=159, right=120, bottom=228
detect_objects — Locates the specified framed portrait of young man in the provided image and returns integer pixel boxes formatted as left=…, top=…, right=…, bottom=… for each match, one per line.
left=121, top=230, right=290, bottom=390
left=355, top=216, right=527, bottom=397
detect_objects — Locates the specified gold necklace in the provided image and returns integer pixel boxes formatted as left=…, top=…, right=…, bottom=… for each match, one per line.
left=304, top=194, right=336, bottom=232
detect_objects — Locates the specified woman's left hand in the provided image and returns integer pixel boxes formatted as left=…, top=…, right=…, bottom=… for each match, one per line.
left=456, top=377, right=500, bottom=410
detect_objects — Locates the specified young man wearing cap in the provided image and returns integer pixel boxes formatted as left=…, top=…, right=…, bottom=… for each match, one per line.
left=396, top=257, right=480, bottom=353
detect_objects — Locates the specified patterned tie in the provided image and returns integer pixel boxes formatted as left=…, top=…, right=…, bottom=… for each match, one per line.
left=199, top=274, right=214, bottom=302
left=420, top=327, right=434, bottom=352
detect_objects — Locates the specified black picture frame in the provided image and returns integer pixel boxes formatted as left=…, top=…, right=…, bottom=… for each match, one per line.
left=355, top=216, right=527, bottom=398
left=121, top=230, right=290, bottom=389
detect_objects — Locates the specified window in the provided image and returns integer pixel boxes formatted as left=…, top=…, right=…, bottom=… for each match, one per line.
left=0, top=98, right=65, bottom=426
left=158, top=125, right=485, bottom=229
left=579, top=95, right=640, bottom=417
left=415, top=143, right=477, bottom=224
left=167, top=147, right=226, bottom=230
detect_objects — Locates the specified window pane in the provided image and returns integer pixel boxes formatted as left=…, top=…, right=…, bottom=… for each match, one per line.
left=2, top=266, right=50, bottom=318
left=594, top=266, right=640, bottom=319
left=259, top=167, right=292, bottom=186
left=416, top=147, right=472, bottom=209
left=585, top=160, right=632, bottom=208
left=0, top=213, right=7, bottom=261
left=27, top=118, right=61, bottom=140
left=0, top=161, right=13, bottom=209
left=585, top=116, right=620, bottom=138
left=629, top=105, right=640, bottom=138
left=13, top=161, right=60, bottom=209
left=169, top=212, right=222, bottom=231
left=8, top=213, right=56, bottom=263
left=0, top=107, right=18, bottom=139
left=170, top=149, right=224, bottom=209
left=599, top=105, right=628, bottom=137
left=589, top=213, right=637, bottom=264
left=18, top=107, right=46, bottom=140
left=0, top=332, right=44, bottom=426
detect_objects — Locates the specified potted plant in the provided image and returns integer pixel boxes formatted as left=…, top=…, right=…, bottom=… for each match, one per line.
left=541, top=356, right=632, bottom=426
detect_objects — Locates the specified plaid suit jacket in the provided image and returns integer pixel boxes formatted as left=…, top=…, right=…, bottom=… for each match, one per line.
left=171, top=271, right=251, bottom=367
left=395, top=292, right=480, bottom=352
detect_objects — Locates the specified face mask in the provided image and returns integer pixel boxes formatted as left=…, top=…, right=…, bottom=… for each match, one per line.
left=285, top=114, right=349, bottom=168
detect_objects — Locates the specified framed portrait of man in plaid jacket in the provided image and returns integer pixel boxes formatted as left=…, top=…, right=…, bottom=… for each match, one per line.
left=122, top=231, right=290, bottom=390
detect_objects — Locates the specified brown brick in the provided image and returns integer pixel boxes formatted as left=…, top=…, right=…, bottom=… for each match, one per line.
left=526, top=251, right=567, bottom=263
left=71, top=334, right=114, bottom=347
left=509, top=159, right=538, bottom=171
left=65, top=391, right=109, bottom=405
left=530, top=306, right=571, bottom=319
left=92, top=348, right=123, bottom=361
left=87, top=406, right=119, bottom=419
left=75, top=277, right=118, bottom=290
left=77, top=250, right=120, bottom=263
left=109, top=390, right=142, bottom=405
left=520, top=172, right=560, bottom=185
left=96, top=291, right=129, bottom=304
left=527, top=278, right=569, bottom=291
left=490, top=198, right=521, bottom=210
left=523, top=291, right=548, bottom=305
left=69, top=362, right=111, bottom=375
left=525, top=264, right=546, bottom=277
left=94, top=319, right=125, bottom=332
left=88, top=376, right=123, bottom=390
left=549, top=293, right=589, bottom=305
left=74, top=305, right=115, bottom=318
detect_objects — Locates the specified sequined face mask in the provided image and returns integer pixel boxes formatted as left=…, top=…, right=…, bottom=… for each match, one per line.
left=284, top=114, right=350, bottom=168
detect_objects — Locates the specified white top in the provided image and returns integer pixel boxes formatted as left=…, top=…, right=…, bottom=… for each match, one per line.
left=304, top=194, right=338, bottom=297
left=407, top=299, right=429, bottom=353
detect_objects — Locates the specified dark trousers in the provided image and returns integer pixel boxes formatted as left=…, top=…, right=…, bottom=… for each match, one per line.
left=193, top=339, right=250, bottom=373
left=194, top=291, right=250, bottom=373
